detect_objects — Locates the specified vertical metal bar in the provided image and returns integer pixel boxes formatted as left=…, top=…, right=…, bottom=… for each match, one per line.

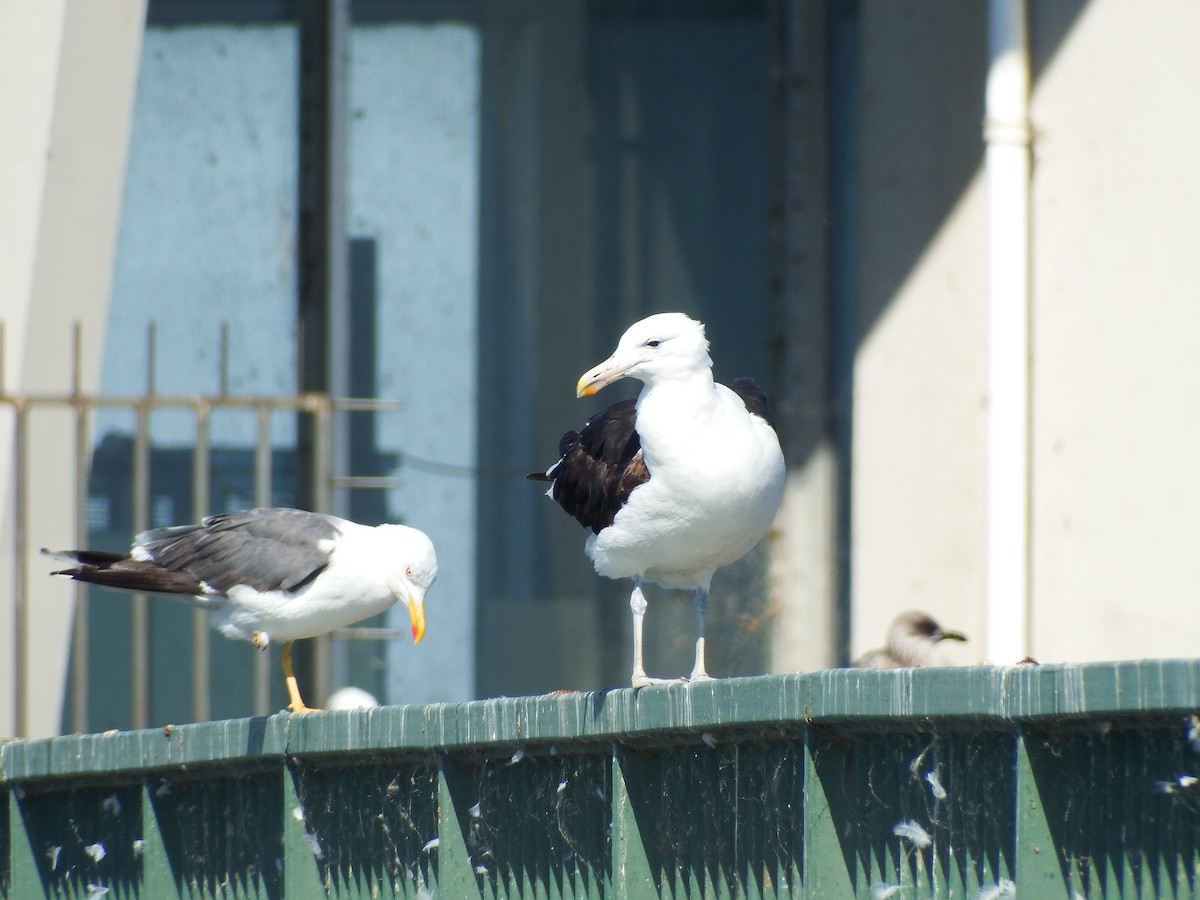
left=255, top=405, right=273, bottom=507
left=219, top=321, right=230, bottom=397
left=71, top=317, right=82, bottom=394
left=310, top=397, right=333, bottom=706
left=71, top=322, right=91, bottom=734
left=296, top=0, right=350, bottom=514
left=253, top=403, right=273, bottom=715
left=192, top=399, right=212, bottom=722
left=146, top=320, right=157, bottom=396
left=13, top=401, right=28, bottom=738
left=130, top=323, right=155, bottom=730
left=131, top=402, right=151, bottom=730
left=297, top=0, right=350, bottom=709
left=312, top=398, right=333, bottom=514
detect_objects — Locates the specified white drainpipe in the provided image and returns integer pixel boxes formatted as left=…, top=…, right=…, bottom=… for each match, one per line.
left=985, top=0, right=1033, bottom=664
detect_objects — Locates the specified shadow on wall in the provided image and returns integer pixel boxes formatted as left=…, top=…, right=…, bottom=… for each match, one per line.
left=474, top=0, right=1092, bottom=697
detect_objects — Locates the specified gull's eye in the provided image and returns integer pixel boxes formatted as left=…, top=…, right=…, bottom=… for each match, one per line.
left=406, top=566, right=414, bottom=577
left=645, top=339, right=662, bottom=348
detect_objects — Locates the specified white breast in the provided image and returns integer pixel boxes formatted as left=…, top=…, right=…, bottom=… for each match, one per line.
left=586, top=380, right=784, bottom=589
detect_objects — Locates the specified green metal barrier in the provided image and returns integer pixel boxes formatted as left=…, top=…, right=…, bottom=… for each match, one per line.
left=4, top=660, right=1200, bottom=898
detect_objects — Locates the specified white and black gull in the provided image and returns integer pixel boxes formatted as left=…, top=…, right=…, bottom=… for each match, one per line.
left=852, top=610, right=967, bottom=668
left=46, top=507, right=438, bottom=713
left=530, top=312, right=785, bottom=687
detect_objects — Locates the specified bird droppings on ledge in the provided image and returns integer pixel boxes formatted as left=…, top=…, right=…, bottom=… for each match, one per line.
left=1155, top=773, right=1199, bottom=794
left=924, top=769, right=947, bottom=800
left=977, top=879, right=1017, bottom=900
left=892, top=819, right=932, bottom=849
left=303, top=832, right=323, bottom=859
left=1186, top=714, right=1200, bottom=754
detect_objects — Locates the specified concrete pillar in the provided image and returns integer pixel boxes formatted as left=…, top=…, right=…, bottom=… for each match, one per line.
left=0, top=0, right=146, bottom=737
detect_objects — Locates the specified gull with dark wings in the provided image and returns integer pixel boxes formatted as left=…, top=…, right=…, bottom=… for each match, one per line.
left=46, top=507, right=437, bottom=713
left=531, top=312, right=785, bottom=687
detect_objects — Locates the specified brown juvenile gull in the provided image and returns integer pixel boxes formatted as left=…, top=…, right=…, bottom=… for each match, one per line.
left=530, top=312, right=785, bottom=687
left=853, top=610, right=967, bottom=668
left=45, top=507, right=437, bottom=713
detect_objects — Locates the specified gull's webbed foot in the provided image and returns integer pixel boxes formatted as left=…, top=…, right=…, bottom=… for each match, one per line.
left=279, top=640, right=321, bottom=713
left=631, top=673, right=688, bottom=689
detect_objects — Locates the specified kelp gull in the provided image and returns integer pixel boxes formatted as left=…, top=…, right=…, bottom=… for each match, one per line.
left=531, top=312, right=785, bottom=687
left=852, top=610, right=967, bottom=668
left=46, top=507, right=438, bottom=713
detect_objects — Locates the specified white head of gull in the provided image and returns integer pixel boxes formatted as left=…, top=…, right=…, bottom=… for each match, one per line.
left=531, top=312, right=785, bottom=687
left=46, top=507, right=438, bottom=713
left=852, top=610, right=968, bottom=668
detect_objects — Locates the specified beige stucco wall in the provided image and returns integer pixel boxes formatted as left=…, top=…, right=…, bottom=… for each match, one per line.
left=849, top=2, right=988, bottom=665
left=1028, top=0, right=1200, bottom=662
left=846, top=0, right=1200, bottom=666
left=0, top=0, right=145, bottom=737
left=852, top=176, right=989, bottom=666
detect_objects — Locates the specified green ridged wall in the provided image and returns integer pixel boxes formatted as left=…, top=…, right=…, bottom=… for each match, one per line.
left=4, top=660, right=1200, bottom=898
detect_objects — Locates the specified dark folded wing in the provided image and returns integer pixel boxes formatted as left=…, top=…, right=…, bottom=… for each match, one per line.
left=529, top=399, right=650, bottom=534
left=47, top=553, right=210, bottom=596
left=729, top=377, right=775, bottom=427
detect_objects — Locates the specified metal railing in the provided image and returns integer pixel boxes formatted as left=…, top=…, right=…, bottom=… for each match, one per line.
left=3, top=661, right=1200, bottom=898
left=2, top=323, right=403, bottom=737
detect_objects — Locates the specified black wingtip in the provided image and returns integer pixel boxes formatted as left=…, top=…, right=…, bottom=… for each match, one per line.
left=730, top=377, right=775, bottom=427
